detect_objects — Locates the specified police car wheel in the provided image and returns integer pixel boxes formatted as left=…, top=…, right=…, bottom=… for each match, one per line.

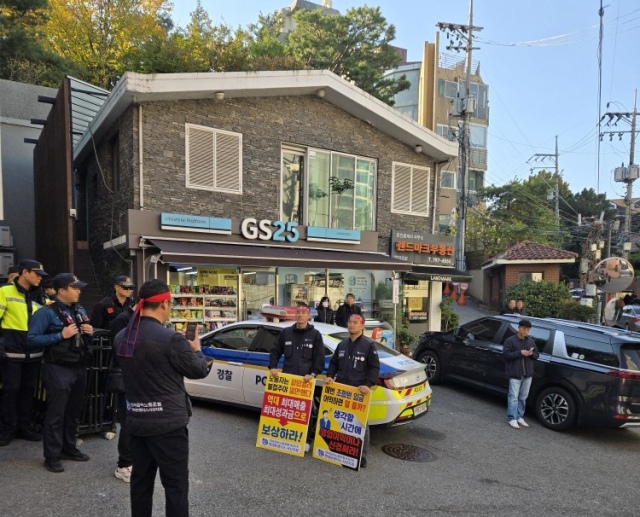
left=418, top=350, right=442, bottom=384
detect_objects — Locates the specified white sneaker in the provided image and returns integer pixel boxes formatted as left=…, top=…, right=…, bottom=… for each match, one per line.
left=115, top=466, right=132, bottom=483
left=517, top=418, right=529, bottom=427
left=508, top=419, right=520, bottom=429
left=304, top=442, right=311, bottom=453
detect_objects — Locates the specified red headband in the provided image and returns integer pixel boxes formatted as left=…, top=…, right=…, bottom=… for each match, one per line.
left=139, top=291, right=172, bottom=307
left=119, top=290, right=172, bottom=358
left=348, top=314, right=365, bottom=323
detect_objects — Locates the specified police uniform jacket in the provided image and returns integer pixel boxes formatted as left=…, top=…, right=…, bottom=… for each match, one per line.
left=0, top=280, right=43, bottom=361
left=268, top=323, right=325, bottom=377
left=27, top=299, right=92, bottom=366
left=114, top=317, right=208, bottom=436
left=326, top=334, right=380, bottom=388
left=91, top=293, right=134, bottom=330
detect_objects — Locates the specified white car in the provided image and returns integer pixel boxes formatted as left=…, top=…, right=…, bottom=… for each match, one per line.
left=185, top=321, right=431, bottom=427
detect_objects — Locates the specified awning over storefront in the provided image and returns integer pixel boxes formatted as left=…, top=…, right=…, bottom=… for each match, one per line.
left=147, top=239, right=412, bottom=271
left=405, top=267, right=472, bottom=283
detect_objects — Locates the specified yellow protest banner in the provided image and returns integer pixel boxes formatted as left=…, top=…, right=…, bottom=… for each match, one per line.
left=256, top=372, right=315, bottom=457
left=313, top=382, right=371, bottom=470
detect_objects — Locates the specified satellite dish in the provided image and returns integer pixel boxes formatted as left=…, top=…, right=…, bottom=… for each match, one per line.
left=593, top=257, right=634, bottom=294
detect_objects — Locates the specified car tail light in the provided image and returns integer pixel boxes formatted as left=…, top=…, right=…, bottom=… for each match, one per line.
left=631, top=318, right=640, bottom=323
left=376, top=375, right=400, bottom=390
left=607, top=370, right=640, bottom=380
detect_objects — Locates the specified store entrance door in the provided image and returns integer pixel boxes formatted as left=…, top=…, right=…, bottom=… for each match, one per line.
left=241, top=268, right=277, bottom=320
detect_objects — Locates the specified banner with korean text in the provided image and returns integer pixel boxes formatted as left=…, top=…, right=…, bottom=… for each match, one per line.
left=313, top=382, right=371, bottom=470
left=256, top=372, right=315, bottom=457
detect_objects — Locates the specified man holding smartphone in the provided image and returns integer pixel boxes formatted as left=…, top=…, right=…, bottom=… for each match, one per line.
left=502, top=319, right=539, bottom=429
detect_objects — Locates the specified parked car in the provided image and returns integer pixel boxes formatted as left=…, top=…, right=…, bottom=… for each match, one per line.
left=613, top=305, right=640, bottom=331
left=185, top=321, right=431, bottom=427
left=412, top=315, right=640, bottom=431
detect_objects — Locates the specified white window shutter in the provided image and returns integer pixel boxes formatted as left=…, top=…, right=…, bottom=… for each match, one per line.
left=392, top=163, right=412, bottom=212
left=411, top=167, right=430, bottom=215
left=215, top=131, right=242, bottom=193
left=186, top=126, right=214, bottom=189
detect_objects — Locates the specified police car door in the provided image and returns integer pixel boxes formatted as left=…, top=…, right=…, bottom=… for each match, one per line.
left=186, top=325, right=258, bottom=404
left=243, top=327, right=282, bottom=407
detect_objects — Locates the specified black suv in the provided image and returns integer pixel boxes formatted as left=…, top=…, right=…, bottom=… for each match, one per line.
left=412, top=315, right=640, bottom=431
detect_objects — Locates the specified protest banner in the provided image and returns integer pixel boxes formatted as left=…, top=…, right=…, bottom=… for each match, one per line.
left=256, top=372, right=315, bottom=457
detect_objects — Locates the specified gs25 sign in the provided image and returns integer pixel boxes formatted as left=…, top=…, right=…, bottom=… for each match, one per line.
left=241, top=218, right=299, bottom=243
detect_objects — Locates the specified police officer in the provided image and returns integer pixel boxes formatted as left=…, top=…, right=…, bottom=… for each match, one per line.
left=0, top=259, right=48, bottom=446
left=27, top=273, right=93, bottom=473
left=325, top=313, right=380, bottom=468
left=4, top=265, right=20, bottom=285
left=90, top=275, right=135, bottom=330
left=114, top=279, right=208, bottom=517
left=269, top=303, right=325, bottom=450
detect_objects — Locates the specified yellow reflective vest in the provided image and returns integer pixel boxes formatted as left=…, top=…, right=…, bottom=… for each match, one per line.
left=0, top=282, right=43, bottom=360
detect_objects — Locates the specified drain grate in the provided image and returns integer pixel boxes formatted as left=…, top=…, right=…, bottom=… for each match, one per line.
left=381, top=444, right=437, bottom=462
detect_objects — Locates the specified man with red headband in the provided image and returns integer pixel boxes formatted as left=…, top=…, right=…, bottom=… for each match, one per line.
left=114, top=279, right=208, bottom=517
left=325, top=313, right=380, bottom=468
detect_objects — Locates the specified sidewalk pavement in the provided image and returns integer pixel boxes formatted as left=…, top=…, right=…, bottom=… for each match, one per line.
left=451, top=295, right=497, bottom=325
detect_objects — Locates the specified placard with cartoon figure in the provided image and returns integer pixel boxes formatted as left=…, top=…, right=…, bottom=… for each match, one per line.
left=256, top=372, right=315, bottom=457
left=313, top=382, right=371, bottom=470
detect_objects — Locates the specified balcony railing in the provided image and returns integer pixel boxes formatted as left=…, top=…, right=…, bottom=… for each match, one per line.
left=470, top=148, right=488, bottom=166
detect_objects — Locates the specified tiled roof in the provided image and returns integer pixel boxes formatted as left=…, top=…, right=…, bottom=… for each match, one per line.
left=484, top=241, right=577, bottom=266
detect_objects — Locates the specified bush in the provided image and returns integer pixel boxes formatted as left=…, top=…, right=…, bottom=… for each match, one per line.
left=505, top=281, right=571, bottom=318
left=397, top=328, right=416, bottom=349
left=558, top=300, right=597, bottom=322
left=440, top=297, right=460, bottom=331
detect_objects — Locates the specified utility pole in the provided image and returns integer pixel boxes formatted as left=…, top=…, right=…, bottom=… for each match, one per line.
left=437, top=0, right=483, bottom=272
left=527, top=135, right=560, bottom=229
left=603, top=89, right=638, bottom=258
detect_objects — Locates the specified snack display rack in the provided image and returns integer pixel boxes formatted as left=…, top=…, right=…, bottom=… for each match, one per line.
left=169, top=285, right=237, bottom=331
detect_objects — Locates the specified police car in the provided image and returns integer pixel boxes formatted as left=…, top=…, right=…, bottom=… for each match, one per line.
left=185, top=321, right=431, bottom=427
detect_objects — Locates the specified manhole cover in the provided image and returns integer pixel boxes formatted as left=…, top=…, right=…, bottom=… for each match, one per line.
left=381, top=444, right=437, bottom=462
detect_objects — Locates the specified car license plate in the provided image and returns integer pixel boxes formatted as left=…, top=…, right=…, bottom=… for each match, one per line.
left=413, top=383, right=425, bottom=394
left=413, top=402, right=427, bottom=416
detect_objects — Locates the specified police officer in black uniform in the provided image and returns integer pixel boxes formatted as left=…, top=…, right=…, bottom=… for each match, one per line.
left=114, top=279, right=208, bottom=517
left=90, top=275, right=135, bottom=330
left=325, top=313, right=380, bottom=468
left=27, top=273, right=93, bottom=473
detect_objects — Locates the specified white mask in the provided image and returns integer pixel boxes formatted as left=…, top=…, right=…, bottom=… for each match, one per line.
left=322, top=301, right=329, bottom=308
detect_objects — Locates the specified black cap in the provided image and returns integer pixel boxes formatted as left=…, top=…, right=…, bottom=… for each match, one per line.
left=41, top=277, right=54, bottom=289
left=518, top=319, right=532, bottom=328
left=18, top=259, right=48, bottom=276
left=7, top=265, right=20, bottom=275
left=114, top=275, right=135, bottom=288
left=53, top=273, right=88, bottom=290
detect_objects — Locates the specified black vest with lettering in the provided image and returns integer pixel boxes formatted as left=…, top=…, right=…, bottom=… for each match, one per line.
left=280, top=324, right=320, bottom=376
left=334, top=336, right=375, bottom=387
left=44, top=303, right=90, bottom=366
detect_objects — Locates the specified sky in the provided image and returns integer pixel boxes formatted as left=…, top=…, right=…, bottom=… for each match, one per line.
left=172, top=0, right=640, bottom=219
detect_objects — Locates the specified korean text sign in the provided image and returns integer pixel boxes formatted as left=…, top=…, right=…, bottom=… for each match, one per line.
left=313, top=382, right=371, bottom=470
left=256, top=372, right=315, bottom=457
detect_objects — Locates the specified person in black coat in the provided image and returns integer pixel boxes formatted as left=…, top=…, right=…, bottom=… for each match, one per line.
left=502, top=319, right=539, bottom=429
left=335, top=293, right=362, bottom=327
left=315, top=296, right=335, bottom=325
left=90, top=275, right=135, bottom=330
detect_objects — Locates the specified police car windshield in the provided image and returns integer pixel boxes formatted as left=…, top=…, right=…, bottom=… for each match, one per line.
left=328, top=332, right=401, bottom=358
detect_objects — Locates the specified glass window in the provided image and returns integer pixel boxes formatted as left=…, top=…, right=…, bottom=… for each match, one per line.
left=519, top=272, right=543, bottom=282
left=565, top=335, right=619, bottom=367
left=308, top=150, right=331, bottom=227
left=438, top=79, right=459, bottom=99
left=281, top=151, right=304, bottom=223
left=620, top=344, right=640, bottom=371
left=330, top=154, right=356, bottom=229
left=249, top=328, right=281, bottom=354
left=441, top=169, right=456, bottom=189
left=208, top=326, right=258, bottom=350
left=439, top=215, right=452, bottom=234
left=463, top=318, right=503, bottom=343
left=355, top=158, right=375, bottom=231
left=470, top=124, right=487, bottom=148
left=467, top=170, right=483, bottom=192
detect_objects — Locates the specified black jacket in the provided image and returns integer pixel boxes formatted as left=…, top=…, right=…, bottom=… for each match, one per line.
left=109, top=306, right=134, bottom=369
left=115, top=317, right=208, bottom=436
left=91, top=294, right=134, bottom=330
left=268, top=323, right=325, bottom=376
left=316, top=307, right=335, bottom=325
left=326, top=334, right=380, bottom=388
left=503, top=334, right=539, bottom=379
left=335, top=303, right=362, bottom=328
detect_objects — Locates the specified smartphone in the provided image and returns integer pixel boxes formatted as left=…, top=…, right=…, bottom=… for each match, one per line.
left=186, top=322, right=197, bottom=341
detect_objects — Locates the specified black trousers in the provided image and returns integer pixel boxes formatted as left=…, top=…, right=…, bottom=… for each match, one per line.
left=130, top=427, right=190, bottom=517
left=116, top=393, right=132, bottom=468
left=42, top=363, right=86, bottom=459
left=0, top=359, right=41, bottom=434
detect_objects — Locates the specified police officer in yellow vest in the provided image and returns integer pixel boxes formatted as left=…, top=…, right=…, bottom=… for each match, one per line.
left=0, top=259, right=48, bottom=446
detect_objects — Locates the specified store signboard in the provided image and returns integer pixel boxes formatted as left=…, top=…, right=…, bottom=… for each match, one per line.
left=306, top=227, right=361, bottom=245
left=161, top=213, right=232, bottom=235
left=390, top=230, right=455, bottom=267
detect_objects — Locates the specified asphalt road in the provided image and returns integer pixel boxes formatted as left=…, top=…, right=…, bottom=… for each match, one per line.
left=1, top=383, right=638, bottom=517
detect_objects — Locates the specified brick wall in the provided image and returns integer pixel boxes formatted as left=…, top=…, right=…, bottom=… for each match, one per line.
left=488, top=263, right=563, bottom=309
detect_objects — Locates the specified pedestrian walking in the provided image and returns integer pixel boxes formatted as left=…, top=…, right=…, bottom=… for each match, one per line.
left=91, top=275, right=135, bottom=330
left=115, top=280, right=208, bottom=517
left=315, top=296, right=335, bottom=324
left=0, top=259, right=48, bottom=446
left=268, top=303, right=325, bottom=450
left=325, top=314, right=380, bottom=467
left=502, top=319, right=539, bottom=429
left=27, top=273, right=93, bottom=472
left=335, top=293, right=362, bottom=328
